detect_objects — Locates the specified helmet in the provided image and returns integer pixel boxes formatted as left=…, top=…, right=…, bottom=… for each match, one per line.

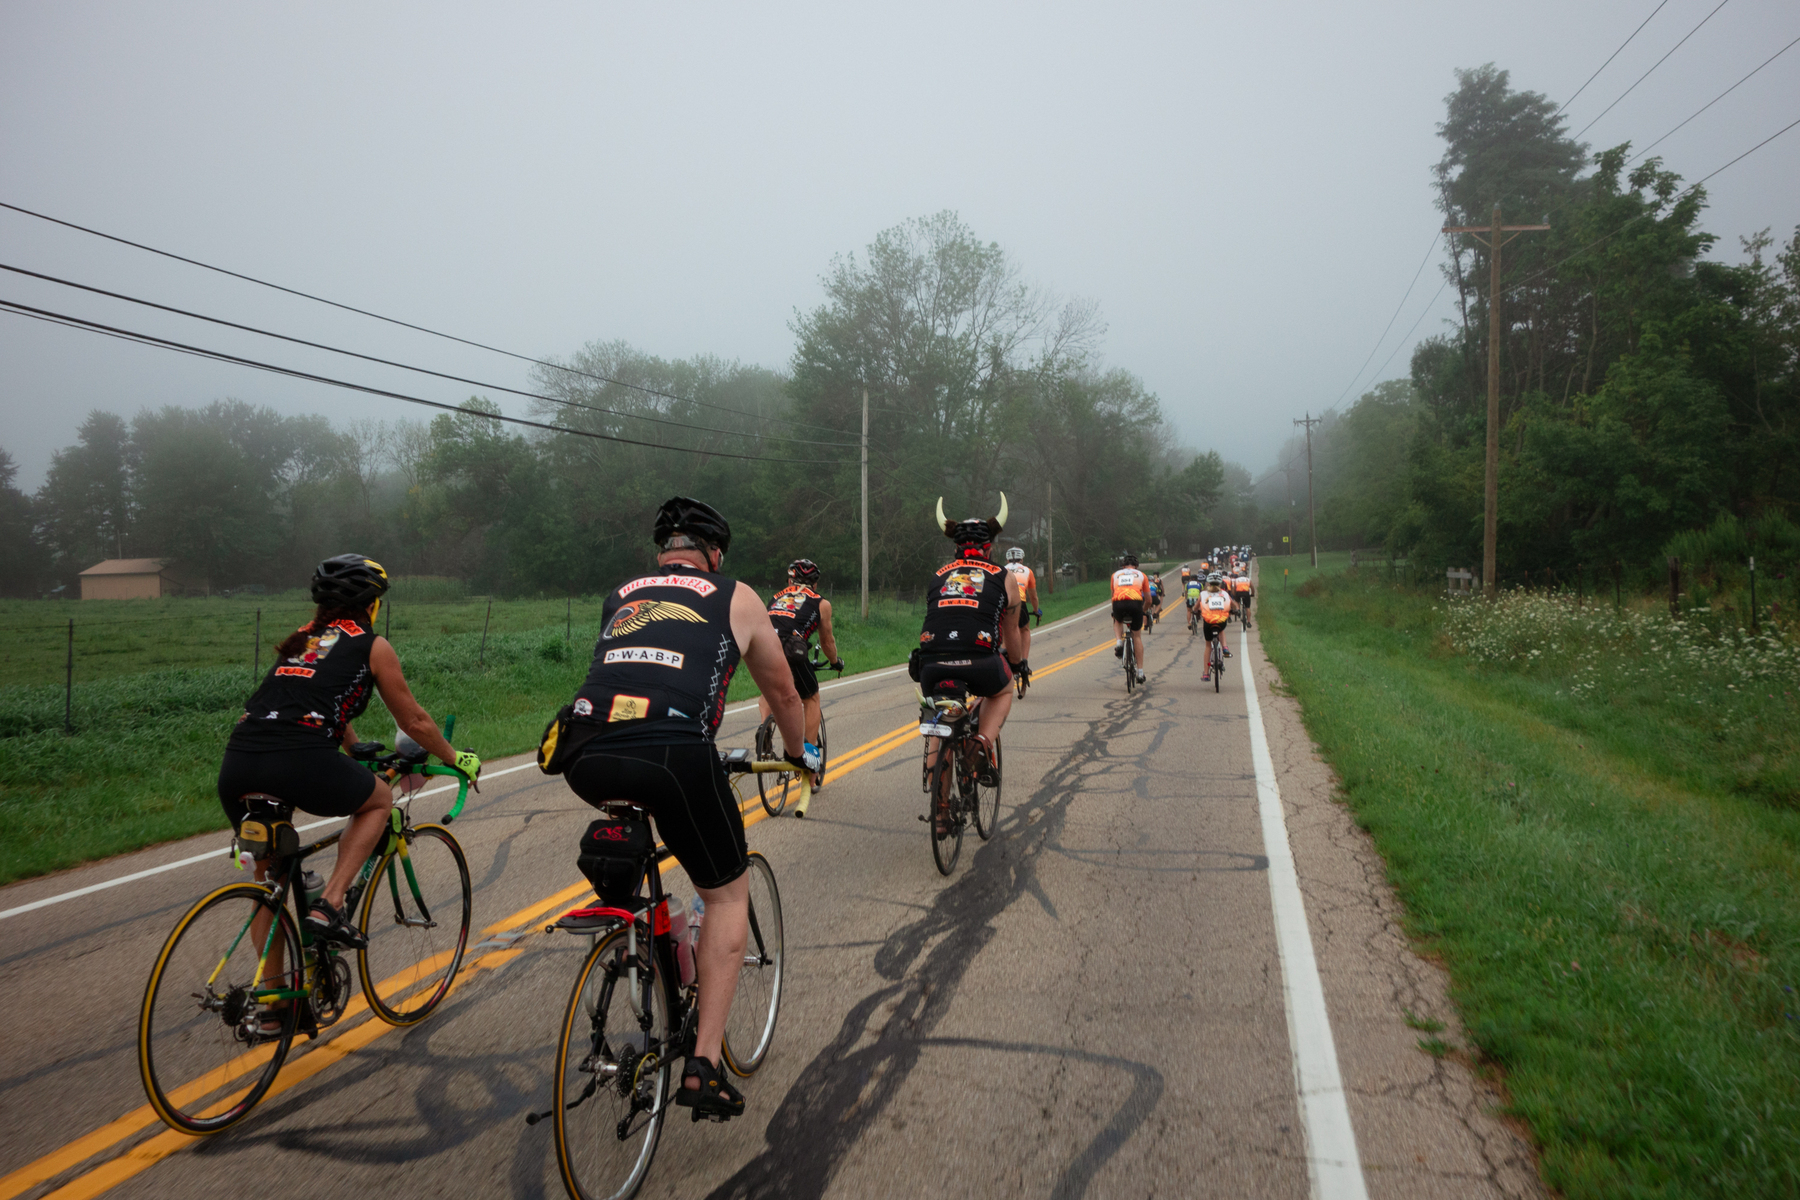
left=936, top=494, right=1008, bottom=550
left=311, top=554, right=389, bottom=607
left=788, top=558, right=820, bottom=586
left=653, top=496, right=731, bottom=555
left=1005, top=547, right=1024, bottom=562
left=1119, top=551, right=1139, bottom=567
left=1207, top=572, right=1224, bottom=585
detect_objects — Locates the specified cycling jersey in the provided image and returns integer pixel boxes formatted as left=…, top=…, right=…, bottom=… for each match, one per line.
left=230, top=618, right=377, bottom=750
left=1232, top=576, right=1253, bottom=595
left=1110, top=567, right=1147, bottom=602
left=1184, top=581, right=1202, bottom=603
left=920, top=554, right=1009, bottom=653
left=768, top=585, right=823, bottom=655
left=1003, top=561, right=1036, bottom=594
left=1200, top=590, right=1233, bottom=625
left=572, top=564, right=740, bottom=745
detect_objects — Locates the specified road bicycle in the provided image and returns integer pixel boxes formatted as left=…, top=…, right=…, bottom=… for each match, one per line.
left=539, top=750, right=788, bottom=1200
left=916, top=682, right=1002, bottom=875
left=138, top=727, right=476, bottom=1134
left=1239, top=595, right=1253, bottom=630
left=1207, top=631, right=1226, bottom=693
left=751, top=648, right=840, bottom=818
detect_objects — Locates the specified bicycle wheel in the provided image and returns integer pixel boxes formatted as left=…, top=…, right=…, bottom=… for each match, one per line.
left=139, top=883, right=301, bottom=1134
left=755, top=716, right=792, bottom=818
left=929, top=750, right=962, bottom=875
left=357, top=824, right=472, bottom=1026
left=1214, top=644, right=1224, bottom=693
left=815, top=712, right=828, bottom=788
left=722, top=851, right=783, bottom=1076
left=973, top=736, right=1001, bottom=840
left=1124, top=647, right=1136, bottom=693
left=553, top=925, right=674, bottom=1200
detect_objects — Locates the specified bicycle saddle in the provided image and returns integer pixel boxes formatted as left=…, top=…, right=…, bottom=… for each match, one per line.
left=238, top=793, right=294, bottom=818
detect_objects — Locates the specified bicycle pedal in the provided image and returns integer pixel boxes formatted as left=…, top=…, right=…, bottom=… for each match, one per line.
left=691, top=1109, right=733, bottom=1124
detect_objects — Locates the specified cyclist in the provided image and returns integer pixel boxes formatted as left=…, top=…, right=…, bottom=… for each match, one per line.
left=761, top=558, right=843, bottom=788
left=1198, top=571, right=1238, bottom=680
left=916, top=495, right=1023, bottom=817
left=1002, top=546, right=1042, bottom=677
left=1147, top=573, right=1164, bottom=629
left=1110, top=552, right=1149, bottom=685
left=219, top=555, right=480, bottom=958
left=1184, top=569, right=1203, bottom=627
left=1232, top=568, right=1255, bottom=629
left=559, top=497, right=814, bottom=1120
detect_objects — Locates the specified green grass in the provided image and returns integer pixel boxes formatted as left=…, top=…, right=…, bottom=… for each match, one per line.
left=1256, top=554, right=1800, bottom=1198
left=0, top=577, right=1111, bottom=885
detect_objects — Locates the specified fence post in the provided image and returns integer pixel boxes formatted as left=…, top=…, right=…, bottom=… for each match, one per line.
left=1668, top=556, right=1681, bottom=619
left=253, top=608, right=261, bottom=679
left=64, top=619, right=74, bottom=735
left=1749, top=556, right=1757, bottom=632
left=479, top=598, right=493, bottom=665
left=1612, top=561, right=1622, bottom=609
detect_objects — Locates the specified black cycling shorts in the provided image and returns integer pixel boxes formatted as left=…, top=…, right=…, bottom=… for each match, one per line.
left=916, top=652, right=1012, bottom=700
left=565, top=740, right=748, bottom=890
left=1111, top=600, right=1145, bottom=631
left=1017, top=605, right=1031, bottom=630
left=1202, top=620, right=1228, bottom=642
left=786, top=654, right=820, bottom=701
left=217, top=746, right=379, bottom=830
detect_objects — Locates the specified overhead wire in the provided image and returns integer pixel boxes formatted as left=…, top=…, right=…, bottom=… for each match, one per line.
left=1556, top=0, right=1674, bottom=115
left=1626, top=32, right=1800, bottom=163
left=0, top=199, right=865, bottom=440
left=0, top=299, right=847, bottom=466
left=1571, top=0, right=1734, bottom=140
left=0, top=261, right=860, bottom=448
left=1327, top=231, right=1441, bottom=409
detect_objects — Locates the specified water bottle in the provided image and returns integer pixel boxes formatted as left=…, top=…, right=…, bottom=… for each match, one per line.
left=687, top=898, right=706, bottom=985
left=667, top=896, right=694, bottom=987
left=302, top=870, right=325, bottom=908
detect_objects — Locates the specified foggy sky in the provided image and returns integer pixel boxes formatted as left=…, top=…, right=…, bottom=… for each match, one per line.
left=2, top=0, right=1795, bottom=491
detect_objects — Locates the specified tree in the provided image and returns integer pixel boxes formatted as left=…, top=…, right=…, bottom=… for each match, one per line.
left=36, top=411, right=133, bottom=576
left=0, top=449, right=49, bottom=596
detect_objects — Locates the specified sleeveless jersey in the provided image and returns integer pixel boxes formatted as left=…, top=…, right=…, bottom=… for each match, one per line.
left=1200, top=590, right=1233, bottom=625
left=1233, top=575, right=1253, bottom=594
left=919, top=555, right=1008, bottom=653
left=1003, top=561, right=1036, bottom=596
left=230, top=618, right=377, bottom=750
left=768, top=585, right=823, bottom=658
left=573, top=565, right=741, bottom=745
left=1111, top=567, right=1146, bottom=602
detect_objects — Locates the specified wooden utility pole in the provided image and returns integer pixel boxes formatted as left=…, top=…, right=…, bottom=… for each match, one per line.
left=860, top=387, right=870, bottom=620
left=1044, top=479, right=1055, bottom=595
left=1443, top=205, right=1548, bottom=597
left=1294, top=413, right=1322, bottom=568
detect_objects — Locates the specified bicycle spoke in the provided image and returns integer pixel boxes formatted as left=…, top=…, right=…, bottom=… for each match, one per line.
left=357, top=825, right=470, bottom=1026
left=722, top=852, right=784, bottom=1076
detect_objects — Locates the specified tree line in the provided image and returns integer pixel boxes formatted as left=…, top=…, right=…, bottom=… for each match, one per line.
left=2, top=212, right=1253, bottom=600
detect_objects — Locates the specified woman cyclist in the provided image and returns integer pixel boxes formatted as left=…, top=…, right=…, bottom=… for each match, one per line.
left=218, top=555, right=480, bottom=953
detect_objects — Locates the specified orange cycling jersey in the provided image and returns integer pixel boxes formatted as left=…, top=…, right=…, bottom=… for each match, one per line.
left=1005, top=561, right=1037, bottom=593
left=1110, top=568, right=1146, bottom=602
left=1200, top=590, right=1233, bottom=625
left=1232, top=576, right=1252, bottom=594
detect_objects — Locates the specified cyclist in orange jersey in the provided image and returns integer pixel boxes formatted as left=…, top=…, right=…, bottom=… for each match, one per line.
left=1197, top=572, right=1238, bottom=680
left=1002, top=547, right=1042, bottom=677
left=1110, top=552, right=1149, bottom=685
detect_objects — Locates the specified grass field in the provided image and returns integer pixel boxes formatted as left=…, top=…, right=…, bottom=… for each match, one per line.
left=0, top=576, right=1110, bottom=885
left=1256, top=553, right=1800, bottom=1198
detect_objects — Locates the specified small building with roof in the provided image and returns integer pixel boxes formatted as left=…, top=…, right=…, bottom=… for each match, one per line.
left=78, top=558, right=209, bottom=600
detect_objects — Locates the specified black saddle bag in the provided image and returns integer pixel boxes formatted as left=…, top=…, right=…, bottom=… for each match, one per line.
left=577, top=815, right=653, bottom=903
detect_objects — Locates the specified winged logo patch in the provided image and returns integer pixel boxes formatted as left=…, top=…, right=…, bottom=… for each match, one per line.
left=603, top=599, right=707, bottom=639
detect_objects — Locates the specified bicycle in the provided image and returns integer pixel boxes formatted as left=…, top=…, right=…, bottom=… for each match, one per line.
left=138, top=727, right=476, bottom=1134
left=1209, top=632, right=1225, bottom=693
left=916, top=682, right=1002, bottom=875
left=538, top=750, right=788, bottom=1200
left=751, top=649, right=840, bottom=818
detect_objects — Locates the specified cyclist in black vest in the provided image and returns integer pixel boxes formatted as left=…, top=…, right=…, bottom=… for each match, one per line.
left=915, top=495, right=1023, bottom=816
left=760, top=558, right=843, bottom=788
left=218, top=555, right=481, bottom=949
left=561, top=497, right=814, bottom=1120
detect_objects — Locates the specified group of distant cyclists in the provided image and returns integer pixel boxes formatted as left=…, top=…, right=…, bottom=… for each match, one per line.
left=1109, top=545, right=1255, bottom=685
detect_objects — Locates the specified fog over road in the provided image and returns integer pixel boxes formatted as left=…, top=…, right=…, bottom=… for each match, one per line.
left=1, top=590, right=1540, bottom=1199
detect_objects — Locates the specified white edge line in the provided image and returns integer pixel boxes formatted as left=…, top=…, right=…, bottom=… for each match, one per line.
left=1241, top=626, right=1370, bottom=1200
left=1, top=599, right=1111, bottom=923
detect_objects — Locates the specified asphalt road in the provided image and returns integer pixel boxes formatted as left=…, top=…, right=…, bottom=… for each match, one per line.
left=0, top=588, right=1541, bottom=1200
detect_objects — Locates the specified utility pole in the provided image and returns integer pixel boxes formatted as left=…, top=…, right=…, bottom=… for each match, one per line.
left=1284, top=463, right=1295, bottom=557
left=1044, top=479, right=1055, bottom=594
left=1294, top=413, right=1322, bottom=568
left=1444, top=204, right=1548, bottom=597
left=860, top=387, right=870, bottom=620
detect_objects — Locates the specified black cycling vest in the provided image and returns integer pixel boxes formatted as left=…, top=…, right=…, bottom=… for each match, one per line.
left=573, top=565, right=741, bottom=744
left=230, top=618, right=378, bottom=751
left=767, top=585, right=823, bottom=658
left=919, top=554, right=1008, bottom=654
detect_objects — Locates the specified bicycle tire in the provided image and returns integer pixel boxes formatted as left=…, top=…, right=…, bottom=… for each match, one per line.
left=973, top=737, right=1001, bottom=840
left=929, top=749, right=962, bottom=875
left=721, top=851, right=783, bottom=1076
left=357, top=824, right=472, bottom=1026
left=754, top=717, right=789, bottom=817
left=139, top=883, right=301, bottom=1134
left=1124, top=644, right=1136, bottom=693
left=553, top=923, right=675, bottom=1200
left=1214, top=642, right=1224, bottom=693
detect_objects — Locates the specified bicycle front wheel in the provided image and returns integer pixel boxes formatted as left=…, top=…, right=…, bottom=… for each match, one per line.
left=554, top=925, right=674, bottom=1200
left=357, top=824, right=472, bottom=1026
left=755, top=716, right=791, bottom=818
left=139, top=883, right=301, bottom=1134
left=929, top=750, right=962, bottom=875
left=974, top=737, right=1002, bottom=840
left=722, top=851, right=784, bottom=1076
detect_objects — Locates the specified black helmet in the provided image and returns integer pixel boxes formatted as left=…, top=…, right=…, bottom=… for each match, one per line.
left=311, top=554, right=389, bottom=607
left=653, top=496, right=732, bottom=555
left=788, top=558, right=821, bottom=586
left=1119, top=550, right=1138, bottom=567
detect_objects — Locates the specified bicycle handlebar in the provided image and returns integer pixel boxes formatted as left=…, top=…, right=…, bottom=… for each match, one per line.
left=349, top=748, right=474, bottom=823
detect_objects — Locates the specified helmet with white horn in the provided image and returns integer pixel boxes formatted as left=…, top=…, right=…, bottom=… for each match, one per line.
left=936, top=492, right=1009, bottom=557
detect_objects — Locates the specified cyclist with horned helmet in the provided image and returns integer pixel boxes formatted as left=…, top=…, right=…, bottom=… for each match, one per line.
left=559, top=497, right=814, bottom=1120
left=1001, top=546, right=1042, bottom=678
left=914, top=494, right=1023, bottom=821
left=760, top=558, right=843, bottom=787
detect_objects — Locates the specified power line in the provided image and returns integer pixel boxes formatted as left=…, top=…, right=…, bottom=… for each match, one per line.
left=1365, top=279, right=1452, bottom=384
left=0, top=199, right=864, bottom=439
left=1571, top=0, right=1733, bottom=141
left=0, top=299, right=846, bottom=466
left=0, top=261, right=860, bottom=448
left=1328, top=232, right=1440, bottom=410
left=1627, top=32, right=1800, bottom=163
left=1556, top=0, right=1674, bottom=115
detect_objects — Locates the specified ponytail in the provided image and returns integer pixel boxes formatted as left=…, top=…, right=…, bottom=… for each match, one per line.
left=274, top=603, right=371, bottom=660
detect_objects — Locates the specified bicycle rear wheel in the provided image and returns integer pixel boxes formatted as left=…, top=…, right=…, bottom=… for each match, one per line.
left=722, top=851, right=783, bottom=1076
left=553, top=925, right=674, bottom=1200
left=357, top=824, right=472, bottom=1026
left=1213, top=643, right=1224, bottom=692
left=1124, top=647, right=1136, bottom=693
left=929, top=750, right=962, bottom=875
left=974, top=738, right=1001, bottom=840
left=755, top=716, right=792, bottom=817
left=139, top=883, right=300, bottom=1134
